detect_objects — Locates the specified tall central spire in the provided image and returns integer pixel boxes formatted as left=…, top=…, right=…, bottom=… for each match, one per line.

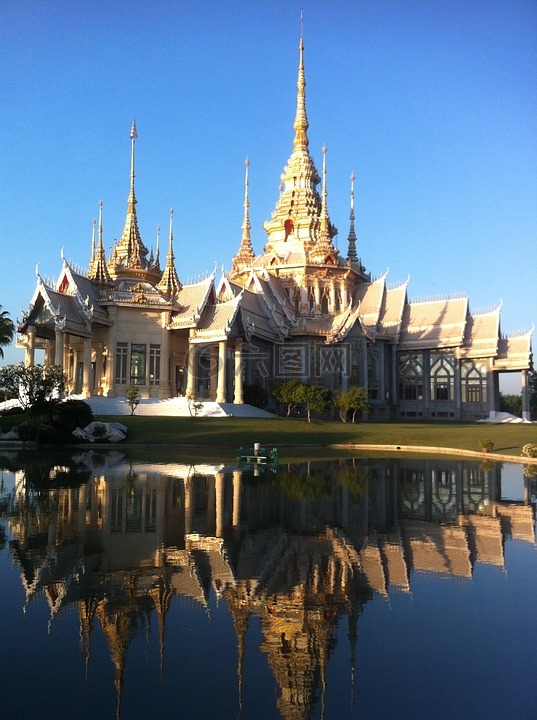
left=128, top=119, right=137, bottom=213
left=108, top=120, right=153, bottom=279
left=293, top=36, right=309, bottom=152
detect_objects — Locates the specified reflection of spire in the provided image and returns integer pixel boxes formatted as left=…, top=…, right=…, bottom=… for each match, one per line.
left=227, top=595, right=250, bottom=720
left=78, top=596, right=99, bottom=681
left=150, top=577, right=174, bottom=680
left=348, top=606, right=359, bottom=707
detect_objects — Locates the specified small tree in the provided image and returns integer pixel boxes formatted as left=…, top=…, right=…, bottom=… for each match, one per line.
left=301, top=384, right=332, bottom=423
left=345, top=386, right=371, bottom=423
left=334, top=386, right=370, bottom=423
left=126, top=384, right=140, bottom=416
left=0, top=363, right=66, bottom=420
left=186, top=390, right=203, bottom=417
left=273, top=379, right=304, bottom=416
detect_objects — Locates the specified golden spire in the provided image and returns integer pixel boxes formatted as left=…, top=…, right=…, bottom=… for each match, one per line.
left=128, top=118, right=137, bottom=213
left=157, top=208, right=182, bottom=297
left=155, top=225, right=161, bottom=268
left=293, top=20, right=309, bottom=152
left=89, top=217, right=96, bottom=275
left=320, top=145, right=329, bottom=236
left=91, top=201, right=112, bottom=284
left=242, top=157, right=252, bottom=247
left=347, top=172, right=358, bottom=263
left=310, top=146, right=339, bottom=263
left=230, top=157, right=256, bottom=280
left=109, top=120, right=151, bottom=277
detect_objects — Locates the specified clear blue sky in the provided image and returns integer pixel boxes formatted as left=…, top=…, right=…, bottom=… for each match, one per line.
left=1, top=1, right=535, bottom=392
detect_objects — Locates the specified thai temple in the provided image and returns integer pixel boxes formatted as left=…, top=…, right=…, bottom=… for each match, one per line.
left=17, top=34, right=533, bottom=421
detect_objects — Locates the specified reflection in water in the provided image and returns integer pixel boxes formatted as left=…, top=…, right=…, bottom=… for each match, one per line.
left=1, top=451, right=536, bottom=720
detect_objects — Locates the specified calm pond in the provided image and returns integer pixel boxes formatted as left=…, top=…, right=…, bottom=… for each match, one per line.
left=0, top=449, right=536, bottom=720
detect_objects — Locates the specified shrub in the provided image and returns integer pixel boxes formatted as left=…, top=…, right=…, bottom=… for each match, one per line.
left=56, top=399, right=94, bottom=429
left=521, top=443, right=537, bottom=458
left=479, top=439, right=494, bottom=452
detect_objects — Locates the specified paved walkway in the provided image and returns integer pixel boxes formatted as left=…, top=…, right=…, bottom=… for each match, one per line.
left=75, top=395, right=276, bottom=418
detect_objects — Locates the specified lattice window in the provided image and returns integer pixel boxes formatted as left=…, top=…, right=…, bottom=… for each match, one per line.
left=398, top=353, right=424, bottom=400
left=149, top=344, right=160, bottom=386
left=115, top=342, right=128, bottom=385
left=430, top=352, right=455, bottom=401
left=461, top=360, right=488, bottom=403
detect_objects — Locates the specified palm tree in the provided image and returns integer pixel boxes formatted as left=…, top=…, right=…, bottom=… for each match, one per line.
left=0, top=305, right=15, bottom=359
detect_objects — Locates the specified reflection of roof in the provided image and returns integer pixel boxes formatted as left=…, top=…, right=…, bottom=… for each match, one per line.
left=402, top=521, right=472, bottom=578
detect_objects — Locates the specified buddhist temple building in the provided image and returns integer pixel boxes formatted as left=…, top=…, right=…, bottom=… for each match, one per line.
left=17, top=33, right=533, bottom=421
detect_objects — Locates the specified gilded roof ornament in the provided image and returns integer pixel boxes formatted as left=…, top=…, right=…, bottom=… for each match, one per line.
left=157, top=207, right=182, bottom=297
left=347, top=172, right=358, bottom=263
left=91, top=200, right=112, bottom=285
left=230, top=157, right=256, bottom=278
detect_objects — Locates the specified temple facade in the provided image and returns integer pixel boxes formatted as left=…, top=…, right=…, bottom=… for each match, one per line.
left=18, top=35, right=533, bottom=421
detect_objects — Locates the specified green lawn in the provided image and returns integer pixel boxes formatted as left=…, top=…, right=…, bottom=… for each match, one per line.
left=99, top=416, right=535, bottom=460
left=1, top=413, right=535, bottom=462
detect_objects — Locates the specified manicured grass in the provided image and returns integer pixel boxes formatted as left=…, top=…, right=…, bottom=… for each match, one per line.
left=2, top=413, right=535, bottom=461
left=96, top=415, right=535, bottom=459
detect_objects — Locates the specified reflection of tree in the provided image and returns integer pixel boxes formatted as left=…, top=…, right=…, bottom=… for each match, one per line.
left=277, top=466, right=332, bottom=500
left=335, top=460, right=370, bottom=497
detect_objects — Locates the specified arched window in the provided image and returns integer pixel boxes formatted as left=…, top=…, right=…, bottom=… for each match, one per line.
left=430, top=352, right=455, bottom=401
left=461, top=360, right=488, bottom=403
left=399, top=353, right=423, bottom=400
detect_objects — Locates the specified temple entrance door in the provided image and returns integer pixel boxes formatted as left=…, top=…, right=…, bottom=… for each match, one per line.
left=175, top=365, right=185, bottom=396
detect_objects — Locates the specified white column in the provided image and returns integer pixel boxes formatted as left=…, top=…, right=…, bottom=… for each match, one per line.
left=234, top=339, right=244, bottom=404
left=186, top=342, right=196, bottom=396
left=54, top=327, right=63, bottom=367
left=159, top=312, right=170, bottom=398
left=216, top=340, right=227, bottom=403
left=25, top=325, right=36, bottom=366
left=210, top=345, right=218, bottom=400
left=521, top=369, right=531, bottom=421
left=83, top=336, right=92, bottom=397
left=232, top=470, right=242, bottom=530
left=95, top=345, right=103, bottom=394
left=105, top=307, right=117, bottom=397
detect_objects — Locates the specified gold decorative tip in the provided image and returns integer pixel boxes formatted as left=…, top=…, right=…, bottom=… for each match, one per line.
left=170, top=208, right=174, bottom=215
left=245, top=156, right=250, bottom=167
left=350, top=172, right=355, bottom=182
left=322, top=145, right=327, bottom=154
left=99, top=199, right=103, bottom=208
left=130, top=119, right=138, bottom=140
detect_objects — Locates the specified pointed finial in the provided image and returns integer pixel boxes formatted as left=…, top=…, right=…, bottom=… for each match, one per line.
left=169, top=208, right=174, bottom=243
left=155, top=225, right=160, bottom=264
left=293, top=21, right=309, bottom=152
left=320, top=145, right=328, bottom=233
left=128, top=120, right=137, bottom=210
left=347, top=171, right=358, bottom=263
left=90, top=217, right=96, bottom=271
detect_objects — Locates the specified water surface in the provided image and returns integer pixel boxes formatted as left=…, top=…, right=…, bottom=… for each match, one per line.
left=1, top=449, right=536, bottom=720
